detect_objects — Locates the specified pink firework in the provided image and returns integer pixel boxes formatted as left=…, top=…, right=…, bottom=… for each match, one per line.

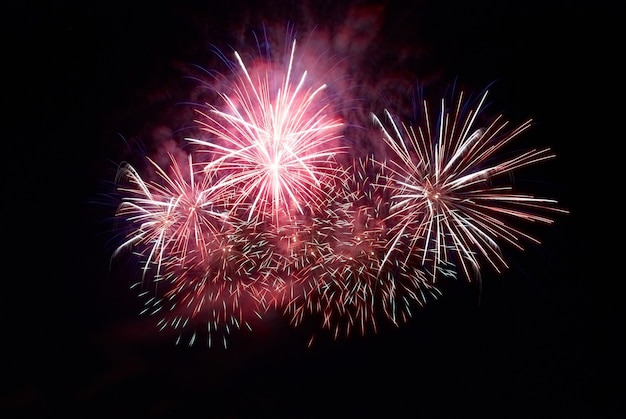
left=371, top=90, right=569, bottom=281
left=113, top=154, right=284, bottom=346
left=187, top=39, right=347, bottom=228
left=106, top=27, right=568, bottom=347
left=113, top=152, right=229, bottom=280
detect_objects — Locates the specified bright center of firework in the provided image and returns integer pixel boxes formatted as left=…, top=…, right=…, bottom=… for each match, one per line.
left=424, top=189, right=441, bottom=200
left=423, top=182, right=444, bottom=202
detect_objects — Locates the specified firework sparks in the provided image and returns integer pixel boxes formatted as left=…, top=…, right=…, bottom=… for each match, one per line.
left=112, top=153, right=286, bottom=346
left=280, top=158, right=440, bottom=340
left=187, top=39, right=347, bottom=228
left=141, top=224, right=276, bottom=348
left=113, top=152, right=229, bottom=280
left=372, top=90, right=569, bottom=281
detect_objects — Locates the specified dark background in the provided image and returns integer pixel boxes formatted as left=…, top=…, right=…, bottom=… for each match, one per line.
left=2, top=0, right=615, bottom=417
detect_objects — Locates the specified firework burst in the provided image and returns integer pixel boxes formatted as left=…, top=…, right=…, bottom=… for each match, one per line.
left=372, top=90, right=569, bottom=281
left=112, top=152, right=228, bottom=280
left=187, top=39, right=347, bottom=228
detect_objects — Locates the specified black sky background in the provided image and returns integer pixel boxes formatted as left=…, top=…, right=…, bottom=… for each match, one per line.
left=2, top=0, right=616, bottom=417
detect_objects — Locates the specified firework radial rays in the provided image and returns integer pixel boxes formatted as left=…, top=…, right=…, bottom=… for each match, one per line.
left=372, top=90, right=569, bottom=282
left=187, top=39, right=347, bottom=228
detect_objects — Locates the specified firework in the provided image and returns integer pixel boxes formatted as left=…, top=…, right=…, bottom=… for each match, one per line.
left=372, top=90, right=569, bottom=282
left=108, top=30, right=567, bottom=347
left=140, top=222, right=277, bottom=348
left=112, top=152, right=290, bottom=346
left=112, top=152, right=230, bottom=280
left=186, top=39, right=347, bottom=228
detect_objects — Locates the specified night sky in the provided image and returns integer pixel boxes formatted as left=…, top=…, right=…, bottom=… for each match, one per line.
left=3, top=0, right=614, bottom=417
